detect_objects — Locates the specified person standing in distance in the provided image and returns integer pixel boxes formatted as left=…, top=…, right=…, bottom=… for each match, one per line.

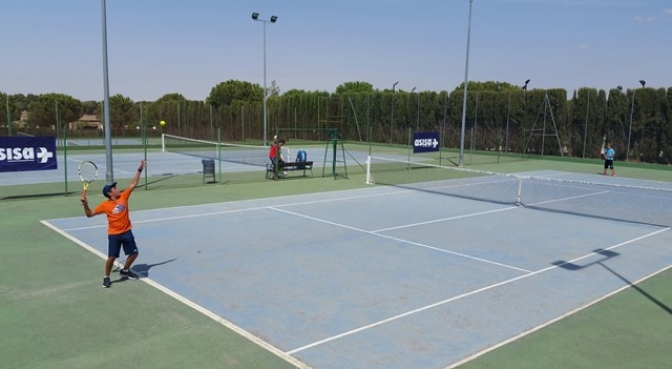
left=81, top=160, right=147, bottom=288
left=601, top=142, right=616, bottom=176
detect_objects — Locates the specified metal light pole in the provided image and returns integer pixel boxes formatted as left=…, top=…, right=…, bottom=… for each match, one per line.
left=412, top=87, right=420, bottom=132
left=391, top=81, right=399, bottom=129
left=505, top=90, right=511, bottom=153
left=626, top=80, right=645, bottom=161
left=605, top=85, right=622, bottom=140
left=208, top=102, right=214, bottom=141
left=522, top=79, right=530, bottom=154
left=101, top=0, right=113, bottom=183
left=5, top=94, right=11, bottom=136
left=582, top=89, right=590, bottom=158
left=252, top=12, right=277, bottom=146
left=459, top=0, right=474, bottom=167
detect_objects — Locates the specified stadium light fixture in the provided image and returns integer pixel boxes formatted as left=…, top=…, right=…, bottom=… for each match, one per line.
left=252, top=12, right=278, bottom=146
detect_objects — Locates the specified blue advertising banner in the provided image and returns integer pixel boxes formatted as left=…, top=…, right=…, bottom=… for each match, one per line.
left=0, top=136, right=58, bottom=172
left=413, top=132, right=440, bottom=153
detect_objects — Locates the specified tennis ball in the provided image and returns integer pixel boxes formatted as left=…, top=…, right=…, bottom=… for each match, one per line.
left=160, top=120, right=166, bottom=126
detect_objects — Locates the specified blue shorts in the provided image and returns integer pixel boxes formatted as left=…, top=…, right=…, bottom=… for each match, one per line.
left=107, top=230, right=138, bottom=258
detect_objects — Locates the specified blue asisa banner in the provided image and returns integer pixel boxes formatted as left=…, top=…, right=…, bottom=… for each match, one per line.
left=413, top=132, right=440, bottom=153
left=0, top=136, right=58, bottom=172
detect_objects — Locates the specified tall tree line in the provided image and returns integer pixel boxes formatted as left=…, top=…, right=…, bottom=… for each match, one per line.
left=1, top=80, right=671, bottom=164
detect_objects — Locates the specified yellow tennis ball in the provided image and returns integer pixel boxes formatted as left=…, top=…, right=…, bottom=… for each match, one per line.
left=160, top=120, right=166, bottom=126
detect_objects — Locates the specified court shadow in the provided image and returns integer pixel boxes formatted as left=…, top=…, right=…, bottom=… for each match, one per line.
left=551, top=248, right=619, bottom=270
left=1, top=191, right=78, bottom=200
left=552, top=249, right=672, bottom=315
left=129, top=258, right=177, bottom=278
left=598, top=261, right=672, bottom=315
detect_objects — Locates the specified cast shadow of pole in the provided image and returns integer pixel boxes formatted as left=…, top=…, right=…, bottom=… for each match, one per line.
left=597, top=261, right=672, bottom=315
left=552, top=249, right=672, bottom=315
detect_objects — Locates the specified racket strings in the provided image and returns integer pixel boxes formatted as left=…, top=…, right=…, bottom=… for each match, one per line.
left=79, top=163, right=98, bottom=183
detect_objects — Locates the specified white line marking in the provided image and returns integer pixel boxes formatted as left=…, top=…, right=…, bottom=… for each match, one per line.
left=60, top=187, right=413, bottom=231
left=40, top=219, right=311, bottom=369
left=46, top=185, right=671, bottom=361
left=447, top=237, right=672, bottom=368
left=287, top=227, right=669, bottom=355
left=527, top=190, right=610, bottom=206
left=271, top=207, right=531, bottom=273
left=372, top=206, right=517, bottom=232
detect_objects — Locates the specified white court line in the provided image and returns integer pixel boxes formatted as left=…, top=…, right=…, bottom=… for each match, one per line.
left=528, top=189, right=610, bottom=206
left=59, top=186, right=413, bottom=231
left=287, top=227, right=670, bottom=355
left=372, top=206, right=517, bottom=232
left=447, top=228, right=672, bottom=369
left=45, top=185, right=671, bottom=364
left=39, top=219, right=311, bottom=369
left=271, top=207, right=531, bottom=273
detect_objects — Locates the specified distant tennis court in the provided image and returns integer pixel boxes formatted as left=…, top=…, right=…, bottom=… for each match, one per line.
left=42, top=169, right=672, bottom=369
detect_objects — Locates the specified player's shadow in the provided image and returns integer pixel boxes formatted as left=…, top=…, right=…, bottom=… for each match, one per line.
left=552, top=249, right=672, bottom=315
left=129, top=258, right=177, bottom=278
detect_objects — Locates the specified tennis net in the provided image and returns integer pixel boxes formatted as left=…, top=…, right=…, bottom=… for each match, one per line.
left=162, top=134, right=269, bottom=167
left=366, top=156, right=672, bottom=227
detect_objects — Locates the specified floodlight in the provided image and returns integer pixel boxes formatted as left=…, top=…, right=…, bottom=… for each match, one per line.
left=251, top=12, right=279, bottom=146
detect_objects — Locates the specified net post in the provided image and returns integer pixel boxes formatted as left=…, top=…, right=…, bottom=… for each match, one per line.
left=365, top=155, right=373, bottom=184
left=143, top=121, right=148, bottom=191
left=161, top=133, right=166, bottom=152
left=516, top=176, right=523, bottom=206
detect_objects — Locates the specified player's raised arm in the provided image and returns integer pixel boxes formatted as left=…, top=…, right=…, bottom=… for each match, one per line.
left=81, top=190, right=95, bottom=217
left=127, top=160, right=146, bottom=192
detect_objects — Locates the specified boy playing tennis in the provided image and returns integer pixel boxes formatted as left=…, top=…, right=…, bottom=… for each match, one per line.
left=80, top=160, right=146, bottom=288
left=601, top=143, right=616, bottom=176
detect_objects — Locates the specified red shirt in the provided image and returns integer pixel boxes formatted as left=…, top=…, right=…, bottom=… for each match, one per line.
left=269, top=144, right=280, bottom=159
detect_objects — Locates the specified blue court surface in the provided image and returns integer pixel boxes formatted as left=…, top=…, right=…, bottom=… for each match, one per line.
left=42, top=173, right=672, bottom=369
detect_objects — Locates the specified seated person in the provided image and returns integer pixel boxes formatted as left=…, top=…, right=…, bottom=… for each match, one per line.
left=268, top=138, right=287, bottom=175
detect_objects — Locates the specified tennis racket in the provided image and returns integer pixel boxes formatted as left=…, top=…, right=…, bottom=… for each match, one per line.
left=78, top=161, right=98, bottom=191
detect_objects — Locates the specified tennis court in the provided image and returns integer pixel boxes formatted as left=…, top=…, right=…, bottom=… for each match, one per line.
left=40, top=168, right=672, bottom=369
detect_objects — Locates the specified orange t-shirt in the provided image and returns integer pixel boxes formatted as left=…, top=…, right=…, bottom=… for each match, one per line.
left=94, top=190, right=132, bottom=235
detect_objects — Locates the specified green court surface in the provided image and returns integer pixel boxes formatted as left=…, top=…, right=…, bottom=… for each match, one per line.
left=1, top=158, right=671, bottom=369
